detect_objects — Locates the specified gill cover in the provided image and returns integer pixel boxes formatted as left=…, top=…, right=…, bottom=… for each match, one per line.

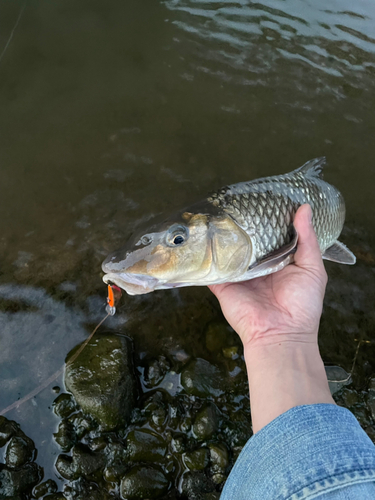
left=208, top=216, right=252, bottom=281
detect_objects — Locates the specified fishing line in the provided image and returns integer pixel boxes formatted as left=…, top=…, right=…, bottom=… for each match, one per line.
left=0, top=313, right=109, bottom=416
left=0, top=285, right=122, bottom=416
left=0, top=0, right=27, bottom=66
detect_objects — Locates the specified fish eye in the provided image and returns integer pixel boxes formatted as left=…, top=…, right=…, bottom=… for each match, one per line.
left=166, top=225, right=189, bottom=247
left=173, top=235, right=185, bottom=245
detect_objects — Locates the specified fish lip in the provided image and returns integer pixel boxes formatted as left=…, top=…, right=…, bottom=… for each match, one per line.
left=102, top=272, right=161, bottom=295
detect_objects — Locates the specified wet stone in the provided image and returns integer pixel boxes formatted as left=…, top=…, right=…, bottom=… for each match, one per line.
left=208, top=443, right=229, bottom=473
left=69, top=412, right=94, bottom=440
left=0, top=462, right=42, bottom=497
left=65, top=334, right=137, bottom=431
left=63, top=477, right=112, bottom=500
left=144, top=356, right=171, bottom=388
left=126, top=429, right=167, bottom=462
left=183, top=447, right=209, bottom=471
left=180, top=471, right=215, bottom=499
left=181, top=359, right=225, bottom=398
left=54, top=420, right=76, bottom=452
left=120, top=465, right=169, bottom=499
left=0, top=417, right=18, bottom=447
left=53, top=393, right=77, bottom=419
left=5, top=435, right=35, bottom=468
left=55, top=455, right=76, bottom=481
left=71, top=444, right=106, bottom=479
left=367, top=377, right=375, bottom=421
left=33, top=479, right=58, bottom=498
left=193, top=403, right=221, bottom=441
left=104, top=464, right=128, bottom=483
left=171, top=434, right=186, bottom=454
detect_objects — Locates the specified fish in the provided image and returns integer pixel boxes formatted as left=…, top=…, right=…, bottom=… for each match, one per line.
left=102, top=157, right=356, bottom=295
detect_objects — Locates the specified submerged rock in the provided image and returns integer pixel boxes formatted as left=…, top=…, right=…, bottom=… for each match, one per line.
left=0, top=462, right=42, bottom=498
left=181, top=359, right=225, bottom=398
left=126, top=428, right=167, bottom=462
left=53, top=393, right=77, bottom=419
left=120, top=465, right=169, bottom=499
left=193, top=403, right=221, bottom=441
left=367, top=377, right=375, bottom=421
left=33, top=479, right=58, bottom=498
left=180, top=471, right=215, bottom=499
left=5, top=435, right=35, bottom=468
left=54, top=420, right=76, bottom=452
left=183, top=448, right=209, bottom=471
left=65, top=333, right=137, bottom=431
left=0, top=417, right=18, bottom=447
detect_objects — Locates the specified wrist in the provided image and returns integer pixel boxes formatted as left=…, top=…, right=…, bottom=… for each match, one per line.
left=244, top=340, right=334, bottom=433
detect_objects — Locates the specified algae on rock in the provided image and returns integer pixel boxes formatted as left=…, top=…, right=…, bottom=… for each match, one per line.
left=65, top=333, right=137, bottom=431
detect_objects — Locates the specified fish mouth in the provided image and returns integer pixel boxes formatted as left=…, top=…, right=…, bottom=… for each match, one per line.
left=102, top=272, right=161, bottom=295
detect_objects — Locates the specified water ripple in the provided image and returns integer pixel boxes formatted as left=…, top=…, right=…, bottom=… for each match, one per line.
left=165, top=0, right=375, bottom=96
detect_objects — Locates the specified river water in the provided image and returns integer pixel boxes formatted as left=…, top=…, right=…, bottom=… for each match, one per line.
left=1, top=0, right=375, bottom=496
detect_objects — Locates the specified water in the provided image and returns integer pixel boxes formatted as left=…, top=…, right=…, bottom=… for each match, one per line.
left=1, top=0, right=375, bottom=493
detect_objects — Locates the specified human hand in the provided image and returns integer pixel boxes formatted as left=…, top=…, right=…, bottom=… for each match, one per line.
left=209, top=204, right=328, bottom=348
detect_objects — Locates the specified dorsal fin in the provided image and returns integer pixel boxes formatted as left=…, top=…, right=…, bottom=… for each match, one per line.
left=294, top=157, right=326, bottom=179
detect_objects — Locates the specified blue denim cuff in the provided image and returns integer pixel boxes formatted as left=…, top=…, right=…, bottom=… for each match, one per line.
left=221, top=404, right=375, bottom=500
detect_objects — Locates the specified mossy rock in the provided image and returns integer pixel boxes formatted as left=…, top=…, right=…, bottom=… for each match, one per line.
left=65, top=334, right=137, bottom=431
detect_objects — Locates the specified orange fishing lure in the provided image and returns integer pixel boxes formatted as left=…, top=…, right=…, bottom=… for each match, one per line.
left=106, top=284, right=122, bottom=315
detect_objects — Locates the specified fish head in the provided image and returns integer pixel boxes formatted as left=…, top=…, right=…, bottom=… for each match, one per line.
left=102, top=208, right=252, bottom=295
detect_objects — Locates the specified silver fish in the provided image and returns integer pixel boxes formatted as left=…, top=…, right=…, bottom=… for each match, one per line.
left=102, top=158, right=356, bottom=295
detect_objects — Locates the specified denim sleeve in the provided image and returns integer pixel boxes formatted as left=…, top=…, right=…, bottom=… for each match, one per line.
left=221, top=404, right=375, bottom=500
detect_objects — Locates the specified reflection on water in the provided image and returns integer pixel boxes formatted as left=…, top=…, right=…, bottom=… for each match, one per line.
left=1, top=0, right=375, bottom=496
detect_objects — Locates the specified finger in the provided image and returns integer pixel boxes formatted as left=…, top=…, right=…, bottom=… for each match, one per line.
left=293, top=204, right=326, bottom=277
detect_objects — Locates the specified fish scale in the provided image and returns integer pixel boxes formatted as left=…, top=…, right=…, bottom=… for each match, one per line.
left=208, top=159, right=345, bottom=260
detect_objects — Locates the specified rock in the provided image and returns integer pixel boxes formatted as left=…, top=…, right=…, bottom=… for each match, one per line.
left=0, top=417, right=18, bottom=447
left=33, top=479, right=58, bottom=498
left=120, top=465, right=169, bottom=499
left=180, top=471, right=215, bottom=499
left=54, top=420, right=76, bottom=452
left=325, top=366, right=351, bottom=395
left=65, top=334, right=137, bottom=431
left=181, top=359, right=225, bottom=398
left=126, top=429, right=167, bottom=462
left=208, top=443, right=229, bottom=473
left=367, top=377, right=375, bottom=421
left=71, top=444, right=106, bottom=479
left=144, top=356, right=170, bottom=388
left=55, top=455, right=76, bottom=481
left=68, top=412, right=94, bottom=440
left=53, top=393, right=77, bottom=419
left=63, top=477, right=112, bottom=500
left=105, top=441, right=127, bottom=464
left=0, top=463, right=42, bottom=497
left=55, top=444, right=105, bottom=482
left=193, top=403, right=221, bottom=441
left=183, top=448, right=209, bottom=471
left=171, top=434, right=186, bottom=454
left=5, top=435, right=35, bottom=468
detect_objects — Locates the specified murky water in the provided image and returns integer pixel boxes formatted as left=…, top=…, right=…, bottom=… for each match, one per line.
left=1, top=0, right=375, bottom=496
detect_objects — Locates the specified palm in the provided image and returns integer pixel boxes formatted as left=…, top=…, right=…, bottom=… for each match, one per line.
left=209, top=205, right=327, bottom=347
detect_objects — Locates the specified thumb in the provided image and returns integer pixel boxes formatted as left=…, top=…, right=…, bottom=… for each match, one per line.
left=293, top=204, right=326, bottom=277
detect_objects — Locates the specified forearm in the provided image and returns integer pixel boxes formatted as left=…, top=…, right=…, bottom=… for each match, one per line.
left=244, top=340, right=335, bottom=433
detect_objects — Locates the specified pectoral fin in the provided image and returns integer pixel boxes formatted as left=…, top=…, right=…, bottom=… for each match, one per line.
left=241, top=226, right=298, bottom=280
left=322, top=241, right=356, bottom=265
